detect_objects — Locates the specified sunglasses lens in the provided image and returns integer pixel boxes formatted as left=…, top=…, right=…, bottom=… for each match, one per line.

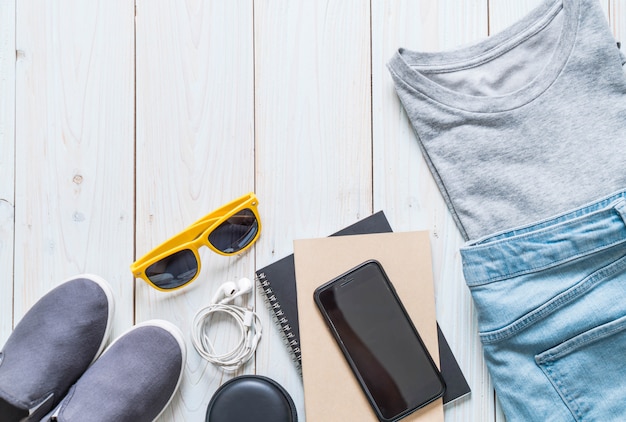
left=145, top=249, right=198, bottom=289
left=208, top=208, right=259, bottom=254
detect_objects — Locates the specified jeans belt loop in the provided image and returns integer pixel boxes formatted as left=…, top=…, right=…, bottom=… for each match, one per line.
left=613, top=197, right=626, bottom=224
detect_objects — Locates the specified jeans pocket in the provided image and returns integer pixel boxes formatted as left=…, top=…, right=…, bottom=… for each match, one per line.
left=535, top=315, right=626, bottom=421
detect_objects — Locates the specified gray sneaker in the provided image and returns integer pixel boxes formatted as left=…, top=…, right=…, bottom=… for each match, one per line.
left=44, top=320, right=186, bottom=422
left=0, top=275, right=115, bottom=422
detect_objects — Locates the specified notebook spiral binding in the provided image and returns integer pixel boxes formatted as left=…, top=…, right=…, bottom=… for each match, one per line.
left=255, top=272, right=302, bottom=370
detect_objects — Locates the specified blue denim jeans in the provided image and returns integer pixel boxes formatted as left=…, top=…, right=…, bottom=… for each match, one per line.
left=461, top=191, right=626, bottom=421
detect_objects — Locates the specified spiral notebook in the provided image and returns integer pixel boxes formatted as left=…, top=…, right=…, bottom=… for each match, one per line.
left=255, top=211, right=392, bottom=364
left=255, top=211, right=470, bottom=404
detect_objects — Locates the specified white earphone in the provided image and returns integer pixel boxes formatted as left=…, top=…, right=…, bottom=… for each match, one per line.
left=192, top=277, right=262, bottom=371
left=210, top=277, right=253, bottom=304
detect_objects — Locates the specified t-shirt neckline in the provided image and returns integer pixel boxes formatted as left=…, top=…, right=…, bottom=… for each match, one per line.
left=388, top=0, right=580, bottom=113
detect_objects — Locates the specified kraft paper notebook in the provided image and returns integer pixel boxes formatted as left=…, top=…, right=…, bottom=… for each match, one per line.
left=294, top=232, right=444, bottom=422
left=256, top=211, right=470, bottom=404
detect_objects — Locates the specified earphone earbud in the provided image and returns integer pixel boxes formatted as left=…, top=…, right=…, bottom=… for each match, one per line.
left=235, top=277, right=253, bottom=295
left=222, top=277, right=252, bottom=303
left=211, top=281, right=237, bottom=304
left=212, top=278, right=253, bottom=304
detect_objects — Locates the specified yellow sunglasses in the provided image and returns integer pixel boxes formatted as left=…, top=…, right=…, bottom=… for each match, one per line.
left=131, top=192, right=261, bottom=291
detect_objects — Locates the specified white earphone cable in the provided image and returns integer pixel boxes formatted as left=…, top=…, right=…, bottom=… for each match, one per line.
left=191, top=285, right=262, bottom=371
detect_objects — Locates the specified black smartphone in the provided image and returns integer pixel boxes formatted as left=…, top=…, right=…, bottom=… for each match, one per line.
left=314, top=260, right=445, bottom=422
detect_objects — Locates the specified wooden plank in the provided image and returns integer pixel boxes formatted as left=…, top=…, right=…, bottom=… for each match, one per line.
left=0, top=0, right=15, bottom=345
left=134, top=1, right=255, bottom=420
left=372, top=1, right=501, bottom=421
left=5, top=2, right=623, bottom=422
left=254, top=1, right=372, bottom=420
left=14, top=0, right=135, bottom=336
left=610, top=0, right=625, bottom=41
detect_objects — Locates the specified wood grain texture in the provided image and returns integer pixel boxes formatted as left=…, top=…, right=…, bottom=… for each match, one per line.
left=6, top=1, right=624, bottom=421
left=254, top=1, right=372, bottom=420
left=135, top=1, right=255, bottom=420
left=14, top=0, right=135, bottom=333
left=0, top=0, right=16, bottom=345
left=610, top=0, right=625, bottom=41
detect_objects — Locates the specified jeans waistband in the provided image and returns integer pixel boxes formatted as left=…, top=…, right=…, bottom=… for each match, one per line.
left=461, top=191, right=626, bottom=286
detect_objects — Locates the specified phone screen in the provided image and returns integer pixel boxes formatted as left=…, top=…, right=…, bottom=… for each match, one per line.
left=314, top=260, right=445, bottom=421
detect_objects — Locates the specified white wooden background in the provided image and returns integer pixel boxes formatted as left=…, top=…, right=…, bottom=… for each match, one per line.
left=0, top=1, right=623, bottom=421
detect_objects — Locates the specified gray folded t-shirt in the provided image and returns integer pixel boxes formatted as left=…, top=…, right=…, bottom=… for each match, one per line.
left=388, top=0, right=626, bottom=241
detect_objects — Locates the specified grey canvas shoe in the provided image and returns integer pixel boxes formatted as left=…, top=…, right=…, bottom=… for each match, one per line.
left=0, top=275, right=114, bottom=422
left=45, top=320, right=186, bottom=422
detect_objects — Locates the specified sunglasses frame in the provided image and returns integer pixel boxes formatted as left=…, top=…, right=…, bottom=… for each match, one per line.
left=131, top=192, right=261, bottom=292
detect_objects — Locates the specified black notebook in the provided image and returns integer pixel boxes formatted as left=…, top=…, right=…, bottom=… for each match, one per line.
left=255, top=211, right=470, bottom=404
